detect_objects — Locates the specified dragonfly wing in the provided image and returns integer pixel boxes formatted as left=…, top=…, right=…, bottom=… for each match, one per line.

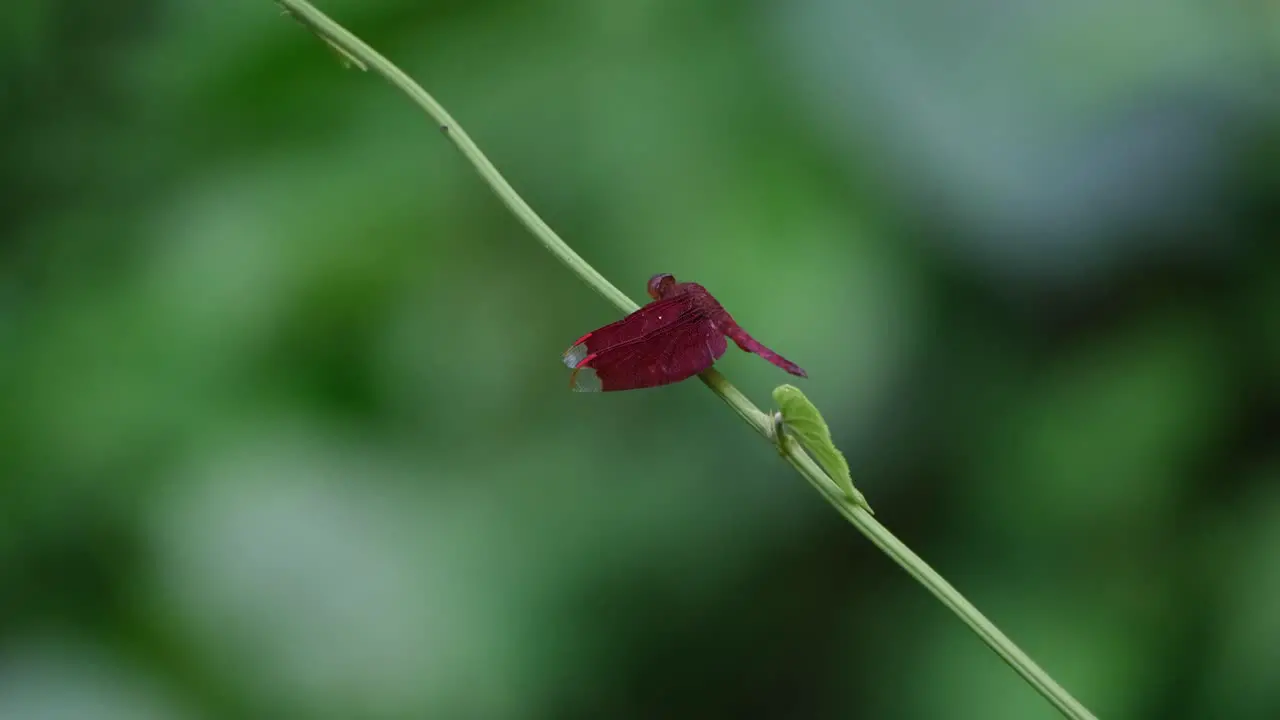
left=562, top=295, right=695, bottom=369
left=572, top=315, right=727, bottom=392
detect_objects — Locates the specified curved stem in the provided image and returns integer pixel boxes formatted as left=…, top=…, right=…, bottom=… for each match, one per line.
left=276, top=0, right=637, bottom=316
left=272, top=3, right=1097, bottom=718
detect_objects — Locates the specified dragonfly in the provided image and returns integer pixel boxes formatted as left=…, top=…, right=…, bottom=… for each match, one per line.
left=562, top=273, right=808, bottom=392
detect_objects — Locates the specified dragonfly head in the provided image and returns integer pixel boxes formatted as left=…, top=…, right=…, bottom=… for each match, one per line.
left=647, top=273, right=677, bottom=300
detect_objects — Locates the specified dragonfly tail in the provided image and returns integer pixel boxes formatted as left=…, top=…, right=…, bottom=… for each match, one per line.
left=726, top=327, right=808, bottom=378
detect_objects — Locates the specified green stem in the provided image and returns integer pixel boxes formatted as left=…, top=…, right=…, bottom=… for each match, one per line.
left=272, top=3, right=1097, bottom=718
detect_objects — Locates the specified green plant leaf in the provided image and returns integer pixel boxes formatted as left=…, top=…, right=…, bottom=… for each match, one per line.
left=772, top=384, right=871, bottom=513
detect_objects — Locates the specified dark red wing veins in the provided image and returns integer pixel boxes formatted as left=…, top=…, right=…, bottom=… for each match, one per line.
left=567, top=313, right=728, bottom=392
left=721, top=322, right=808, bottom=378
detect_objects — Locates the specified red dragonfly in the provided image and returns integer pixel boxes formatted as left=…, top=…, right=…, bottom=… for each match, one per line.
left=562, top=273, right=808, bottom=392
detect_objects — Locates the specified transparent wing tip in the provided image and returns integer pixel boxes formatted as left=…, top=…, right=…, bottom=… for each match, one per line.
left=562, top=343, right=588, bottom=369
left=570, top=366, right=602, bottom=392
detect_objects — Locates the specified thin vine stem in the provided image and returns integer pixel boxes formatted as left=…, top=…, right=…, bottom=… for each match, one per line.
left=272, top=3, right=1098, bottom=718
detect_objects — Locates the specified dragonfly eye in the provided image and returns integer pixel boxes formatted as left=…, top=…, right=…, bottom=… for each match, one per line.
left=647, top=273, right=676, bottom=300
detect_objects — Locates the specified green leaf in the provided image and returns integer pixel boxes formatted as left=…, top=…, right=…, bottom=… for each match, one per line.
left=771, top=384, right=871, bottom=513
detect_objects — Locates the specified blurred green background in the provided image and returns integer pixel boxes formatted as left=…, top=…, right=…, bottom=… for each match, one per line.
left=2, top=0, right=1278, bottom=718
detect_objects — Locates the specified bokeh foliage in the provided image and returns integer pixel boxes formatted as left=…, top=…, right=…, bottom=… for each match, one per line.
left=1, top=0, right=1277, bottom=718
